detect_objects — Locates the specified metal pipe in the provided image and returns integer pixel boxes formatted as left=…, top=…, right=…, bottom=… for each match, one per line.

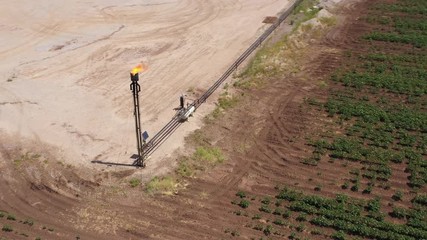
left=130, top=72, right=144, bottom=167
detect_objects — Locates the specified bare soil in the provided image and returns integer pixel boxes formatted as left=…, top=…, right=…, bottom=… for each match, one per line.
left=1, top=0, right=421, bottom=239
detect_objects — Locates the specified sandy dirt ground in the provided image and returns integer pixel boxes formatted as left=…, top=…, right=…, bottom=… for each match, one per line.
left=0, top=0, right=291, bottom=169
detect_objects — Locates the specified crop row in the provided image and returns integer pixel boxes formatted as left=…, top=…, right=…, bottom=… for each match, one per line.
left=332, top=70, right=427, bottom=95
left=360, top=53, right=427, bottom=67
left=275, top=188, right=427, bottom=240
left=374, top=3, right=427, bottom=15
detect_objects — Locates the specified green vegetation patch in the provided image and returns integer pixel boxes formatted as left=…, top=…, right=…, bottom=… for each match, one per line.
left=129, top=178, right=141, bottom=188
left=230, top=187, right=427, bottom=240
left=193, top=146, right=225, bottom=165
left=145, top=176, right=177, bottom=194
left=2, top=225, right=13, bottom=232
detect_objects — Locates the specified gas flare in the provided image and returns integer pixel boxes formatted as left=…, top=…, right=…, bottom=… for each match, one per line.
left=131, top=63, right=146, bottom=75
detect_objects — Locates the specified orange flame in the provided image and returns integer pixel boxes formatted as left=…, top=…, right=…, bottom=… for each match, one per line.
left=130, top=63, right=146, bottom=75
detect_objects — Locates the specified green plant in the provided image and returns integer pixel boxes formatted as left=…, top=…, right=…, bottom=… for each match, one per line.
left=193, top=146, right=225, bottom=164
left=390, top=207, right=406, bottom=219
left=231, top=230, right=240, bottom=237
left=261, top=196, right=271, bottom=205
left=342, top=182, right=349, bottom=189
left=129, top=178, right=141, bottom=188
left=259, top=205, right=271, bottom=213
left=319, top=16, right=337, bottom=26
left=263, top=225, right=273, bottom=236
left=273, top=218, right=286, bottom=226
left=351, top=183, right=359, bottom=192
left=236, top=190, right=246, bottom=198
left=296, top=213, right=307, bottom=222
left=392, top=190, right=403, bottom=201
left=2, top=225, right=13, bottom=232
left=296, top=223, right=305, bottom=232
left=238, top=200, right=250, bottom=209
left=366, top=198, right=381, bottom=212
left=311, top=228, right=322, bottom=235
left=273, top=208, right=284, bottom=215
left=412, top=194, right=427, bottom=207
left=23, top=219, right=34, bottom=226
left=176, top=159, right=193, bottom=177
left=363, top=185, right=372, bottom=194
left=6, top=214, right=15, bottom=221
left=283, top=210, right=292, bottom=218
left=332, top=230, right=346, bottom=240
left=253, top=224, right=263, bottom=231
left=289, top=232, right=297, bottom=240
left=145, top=176, right=177, bottom=194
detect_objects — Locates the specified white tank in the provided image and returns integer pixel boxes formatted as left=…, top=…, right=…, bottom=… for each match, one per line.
left=180, top=106, right=195, bottom=121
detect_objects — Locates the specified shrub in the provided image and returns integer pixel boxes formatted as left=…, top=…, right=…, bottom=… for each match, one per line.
left=276, top=187, right=301, bottom=201
left=342, top=182, right=349, bottom=189
left=283, top=210, right=292, bottom=218
left=259, top=205, right=271, bottom=213
left=231, top=230, right=240, bottom=237
left=296, top=213, right=307, bottom=222
left=363, top=185, right=372, bottom=194
left=252, top=214, right=261, bottom=220
left=296, top=223, right=305, bottom=232
left=145, top=176, right=176, bottom=194
left=2, top=225, right=13, bottom=232
left=273, top=218, right=286, bottom=226
left=289, top=232, right=297, bottom=240
left=366, top=198, right=381, bottom=212
left=412, top=194, right=427, bottom=206
left=392, top=190, right=403, bottom=201
left=311, top=228, right=323, bottom=235
left=129, top=178, right=141, bottom=188
left=23, top=219, right=34, bottom=226
left=176, top=160, right=193, bottom=177
left=390, top=207, right=406, bottom=219
left=6, top=214, right=16, bottom=221
left=261, top=196, right=271, bottom=205
left=367, top=211, right=385, bottom=221
left=236, top=191, right=246, bottom=198
left=253, top=224, right=263, bottom=231
left=238, top=200, right=250, bottom=209
left=332, top=230, right=346, bottom=240
left=273, top=208, right=284, bottom=215
left=194, top=146, right=225, bottom=164
left=263, top=225, right=273, bottom=236
left=336, top=194, right=348, bottom=203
